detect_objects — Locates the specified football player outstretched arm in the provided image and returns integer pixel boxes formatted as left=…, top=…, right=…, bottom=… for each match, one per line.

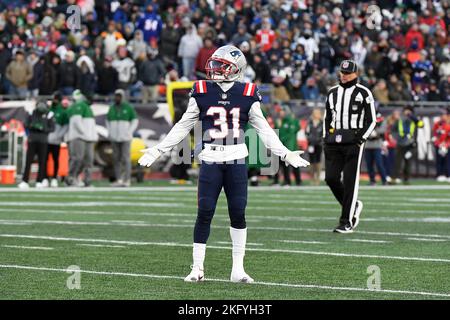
left=138, top=98, right=199, bottom=167
left=248, top=102, right=310, bottom=168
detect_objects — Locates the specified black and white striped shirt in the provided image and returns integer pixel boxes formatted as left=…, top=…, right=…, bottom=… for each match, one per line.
left=323, top=79, right=377, bottom=141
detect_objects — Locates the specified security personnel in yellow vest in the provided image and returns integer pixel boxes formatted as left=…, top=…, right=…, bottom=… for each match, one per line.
left=390, top=106, right=424, bottom=185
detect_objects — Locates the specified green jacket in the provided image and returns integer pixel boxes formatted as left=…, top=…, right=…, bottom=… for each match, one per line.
left=276, top=115, right=299, bottom=151
left=66, top=100, right=98, bottom=142
left=106, top=102, right=139, bottom=142
left=48, top=103, right=69, bottom=145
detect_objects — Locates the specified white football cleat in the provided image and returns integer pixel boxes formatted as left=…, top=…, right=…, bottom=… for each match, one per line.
left=50, top=179, right=58, bottom=188
left=17, top=181, right=30, bottom=189
left=41, top=179, right=49, bottom=188
left=230, top=271, right=254, bottom=283
left=184, top=266, right=205, bottom=282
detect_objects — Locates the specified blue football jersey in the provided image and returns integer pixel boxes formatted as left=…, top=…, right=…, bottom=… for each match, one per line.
left=191, top=80, right=262, bottom=146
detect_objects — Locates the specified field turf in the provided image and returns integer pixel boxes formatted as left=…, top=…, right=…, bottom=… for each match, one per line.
left=0, top=184, right=449, bottom=300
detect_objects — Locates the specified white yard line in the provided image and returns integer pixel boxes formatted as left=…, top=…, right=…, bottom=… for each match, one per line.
left=214, top=241, right=264, bottom=246
left=1, top=234, right=450, bottom=264
left=1, top=218, right=450, bottom=240
left=277, top=240, right=329, bottom=245
left=1, top=245, right=54, bottom=250
left=0, top=264, right=449, bottom=298
left=407, top=238, right=448, bottom=242
left=76, top=244, right=126, bottom=248
left=345, top=239, right=391, bottom=244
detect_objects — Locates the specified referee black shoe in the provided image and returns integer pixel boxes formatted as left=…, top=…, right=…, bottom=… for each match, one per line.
left=352, top=200, right=363, bottom=230
left=333, top=222, right=353, bottom=234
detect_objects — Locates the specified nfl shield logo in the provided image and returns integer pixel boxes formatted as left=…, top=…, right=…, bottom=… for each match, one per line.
left=221, top=93, right=227, bottom=100
left=336, top=134, right=342, bottom=143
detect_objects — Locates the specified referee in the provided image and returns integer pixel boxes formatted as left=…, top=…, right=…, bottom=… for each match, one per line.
left=323, top=60, right=377, bottom=233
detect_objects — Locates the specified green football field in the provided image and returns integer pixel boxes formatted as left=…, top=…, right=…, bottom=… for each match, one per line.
left=0, top=183, right=450, bottom=300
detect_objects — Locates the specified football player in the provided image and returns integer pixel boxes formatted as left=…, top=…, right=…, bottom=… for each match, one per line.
left=138, top=45, right=310, bottom=283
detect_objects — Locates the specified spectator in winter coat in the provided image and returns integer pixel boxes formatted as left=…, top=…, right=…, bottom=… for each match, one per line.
left=177, top=24, right=203, bottom=79
left=18, top=100, right=55, bottom=189
left=230, top=24, right=252, bottom=47
left=432, top=112, right=450, bottom=182
left=127, top=30, right=148, bottom=61
left=58, top=50, right=79, bottom=95
left=5, top=49, right=32, bottom=98
left=138, top=48, right=165, bottom=104
left=96, top=56, right=118, bottom=95
left=112, top=46, right=137, bottom=91
left=106, top=89, right=138, bottom=187
left=195, top=38, right=216, bottom=77
left=77, top=60, right=96, bottom=98
left=305, top=109, right=323, bottom=186
left=252, top=53, right=271, bottom=84
left=66, top=90, right=98, bottom=187
left=159, top=17, right=181, bottom=67
left=46, top=92, right=69, bottom=188
left=27, top=53, right=43, bottom=98
left=136, top=4, right=163, bottom=44
left=38, top=55, right=57, bottom=95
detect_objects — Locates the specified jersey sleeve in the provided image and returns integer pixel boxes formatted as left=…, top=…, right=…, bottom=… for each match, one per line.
left=156, top=97, right=200, bottom=153
left=248, top=101, right=289, bottom=158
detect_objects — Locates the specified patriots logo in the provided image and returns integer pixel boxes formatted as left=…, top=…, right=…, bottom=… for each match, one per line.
left=230, top=50, right=242, bottom=59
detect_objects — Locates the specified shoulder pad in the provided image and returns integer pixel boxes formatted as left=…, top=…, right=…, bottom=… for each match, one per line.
left=243, top=83, right=262, bottom=102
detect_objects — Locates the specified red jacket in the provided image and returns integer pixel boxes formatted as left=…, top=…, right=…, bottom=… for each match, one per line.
left=384, top=123, right=397, bottom=149
left=195, top=46, right=216, bottom=73
left=405, top=29, right=424, bottom=50
left=255, top=29, right=276, bottom=52
left=433, top=120, right=450, bottom=148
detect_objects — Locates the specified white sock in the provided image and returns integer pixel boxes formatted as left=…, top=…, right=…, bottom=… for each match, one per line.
left=192, top=243, right=206, bottom=270
left=230, top=227, right=247, bottom=274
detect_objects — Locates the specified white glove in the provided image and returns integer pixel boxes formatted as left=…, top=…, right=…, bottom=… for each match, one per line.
left=283, top=151, right=310, bottom=168
left=138, top=148, right=162, bottom=167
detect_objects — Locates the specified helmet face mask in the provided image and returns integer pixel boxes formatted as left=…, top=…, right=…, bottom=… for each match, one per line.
left=204, top=45, right=247, bottom=82
left=205, top=57, right=239, bottom=81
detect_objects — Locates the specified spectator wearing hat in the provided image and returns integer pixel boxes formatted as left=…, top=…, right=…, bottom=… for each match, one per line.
left=390, top=106, right=424, bottom=185
left=195, top=38, right=216, bottom=78
left=230, top=24, right=252, bottom=47
left=5, top=49, right=33, bottom=98
left=364, top=113, right=388, bottom=186
left=137, top=4, right=162, bottom=45
left=112, top=46, right=137, bottom=91
left=127, top=30, right=148, bottom=61
left=106, top=89, right=138, bottom=187
left=432, top=111, right=450, bottom=182
left=100, top=21, right=124, bottom=58
left=305, top=108, right=323, bottom=186
left=38, top=55, right=57, bottom=95
left=18, top=100, right=55, bottom=189
left=96, top=56, right=118, bottom=96
left=159, top=17, right=181, bottom=67
left=177, top=24, right=203, bottom=79
left=27, top=51, right=44, bottom=98
left=138, top=48, right=165, bottom=104
left=58, top=50, right=79, bottom=96
left=0, top=41, right=12, bottom=94
left=47, top=92, right=69, bottom=188
left=255, top=18, right=276, bottom=52
left=301, top=77, right=320, bottom=100
left=66, top=89, right=98, bottom=187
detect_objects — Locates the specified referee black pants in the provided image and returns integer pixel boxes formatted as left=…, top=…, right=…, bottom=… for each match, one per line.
left=324, top=143, right=364, bottom=225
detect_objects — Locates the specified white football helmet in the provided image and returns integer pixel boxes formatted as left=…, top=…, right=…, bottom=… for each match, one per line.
left=205, top=45, right=247, bottom=82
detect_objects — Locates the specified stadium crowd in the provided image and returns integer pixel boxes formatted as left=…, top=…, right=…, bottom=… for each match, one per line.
left=0, top=0, right=449, bottom=103
left=0, top=0, right=448, bottom=187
